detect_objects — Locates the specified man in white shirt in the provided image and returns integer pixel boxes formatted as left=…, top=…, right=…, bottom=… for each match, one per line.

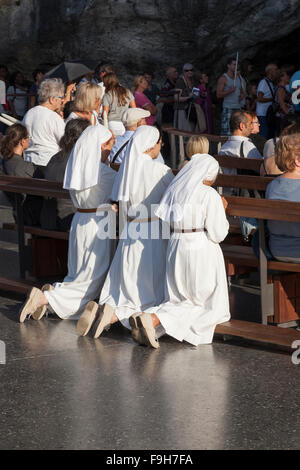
left=256, top=63, right=278, bottom=139
left=109, top=108, right=150, bottom=164
left=23, top=78, right=66, bottom=169
left=219, top=109, right=262, bottom=180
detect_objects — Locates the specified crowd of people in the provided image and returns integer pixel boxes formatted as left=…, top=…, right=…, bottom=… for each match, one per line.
left=1, top=59, right=300, bottom=138
left=0, top=57, right=299, bottom=348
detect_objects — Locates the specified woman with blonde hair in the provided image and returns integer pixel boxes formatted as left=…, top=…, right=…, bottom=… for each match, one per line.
left=66, top=82, right=103, bottom=125
left=102, top=72, right=136, bottom=136
left=133, top=75, right=157, bottom=126
left=178, top=136, right=210, bottom=170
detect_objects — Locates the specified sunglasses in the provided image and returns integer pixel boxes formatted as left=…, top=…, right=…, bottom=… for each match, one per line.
left=184, top=69, right=194, bottom=72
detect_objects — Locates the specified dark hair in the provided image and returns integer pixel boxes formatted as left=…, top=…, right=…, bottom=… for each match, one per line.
left=230, top=110, right=249, bottom=133
left=63, top=100, right=76, bottom=120
left=103, top=72, right=130, bottom=106
left=0, top=124, right=28, bottom=159
left=32, top=69, right=43, bottom=82
left=59, top=118, right=91, bottom=157
left=227, top=57, right=236, bottom=67
left=10, top=70, right=23, bottom=85
left=98, top=63, right=114, bottom=75
left=240, top=58, right=253, bottom=76
left=143, top=71, right=154, bottom=78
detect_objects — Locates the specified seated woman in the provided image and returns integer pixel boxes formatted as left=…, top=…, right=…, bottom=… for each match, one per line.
left=41, top=118, right=91, bottom=231
left=0, top=123, right=42, bottom=226
left=266, top=126, right=300, bottom=263
left=261, top=121, right=300, bottom=177
left=102, top=72, right=136, bottom=136
left=65, top=82, right=102, bottom=125
left=131, top=154, right=230, bottom=348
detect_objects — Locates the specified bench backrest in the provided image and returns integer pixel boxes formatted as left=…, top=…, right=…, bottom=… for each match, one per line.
left=163, top=126, right=228, bottom=143
left=214, top=155, right=263, bottom=173
left=1, top=174, right=300, bottom=223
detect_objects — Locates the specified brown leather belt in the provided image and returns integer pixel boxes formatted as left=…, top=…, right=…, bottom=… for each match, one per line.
left=77, top=208, right=97, bottom=213
left=171, top=228, right=205, bottom=234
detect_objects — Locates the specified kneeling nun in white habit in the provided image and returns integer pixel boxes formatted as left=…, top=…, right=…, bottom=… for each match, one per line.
left=77, top=125, right=174, bottom=338
left=131, top=153, right=231, bottom=348
left=19, top=125, right=117, bottom=323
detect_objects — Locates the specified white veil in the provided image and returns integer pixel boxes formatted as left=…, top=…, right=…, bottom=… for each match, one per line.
left=63, top=124, right=112, bottom=191
left=110, top=125, right=160, bottom=202
left=155, top=154, right=219, bottom=223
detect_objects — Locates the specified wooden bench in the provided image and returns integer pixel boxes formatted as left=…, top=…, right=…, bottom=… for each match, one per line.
left=214, top=154, right=263, bottom=174
left=162, top=126, right=228, bottom=167
left=0, top=175, right=70, bottom=287
left=1, top=173, right=300, bottom=352
left=223, top=195, right=300, bottom=326
left=214, top=319, right=300, bottom=353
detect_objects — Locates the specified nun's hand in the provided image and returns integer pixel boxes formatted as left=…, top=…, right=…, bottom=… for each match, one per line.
left=221, top=196, right=228, bottom=210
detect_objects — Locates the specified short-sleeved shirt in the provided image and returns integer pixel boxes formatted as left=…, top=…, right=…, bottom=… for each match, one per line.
left=102, top=90, right=134, bottom=122
left=23, top=105, right=65, bottom=166
left=7, top=85, right=28, bottom=117
left=266, top=177, right=300, bottom=258
left=134, top=91, right=155, bottom=126
left=256, top=78, right=275, bottom=117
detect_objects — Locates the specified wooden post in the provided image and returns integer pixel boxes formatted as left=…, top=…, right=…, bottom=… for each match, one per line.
left=179, top=135, right=185, bottom=164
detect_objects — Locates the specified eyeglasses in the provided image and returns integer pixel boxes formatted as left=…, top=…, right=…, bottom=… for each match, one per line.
left=184, top=69, right=194, bottom=72
left=54, top=95, right=65, bottom=100
left=251, top=121, right=260, bottom=125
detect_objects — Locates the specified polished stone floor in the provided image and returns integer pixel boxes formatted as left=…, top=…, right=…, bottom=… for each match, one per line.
left=0, top=292, right=299, bottom=451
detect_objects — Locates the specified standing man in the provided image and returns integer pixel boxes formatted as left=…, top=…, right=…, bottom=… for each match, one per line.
left=256, top=63, right=278, bottom=139
left=160, top=66, right=179, bottom=126
left=217, top=57, right=245, bottom=135
left=143, top=71, right=160, bottom=105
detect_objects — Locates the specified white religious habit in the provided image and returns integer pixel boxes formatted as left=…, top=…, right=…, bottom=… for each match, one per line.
left=109, top=129, right=165, bottom=165
left=150, top=153, right=230, bottom=346
left=44, top=125, right=117, bottom=320
left=99, top=125, right=174, bottom=328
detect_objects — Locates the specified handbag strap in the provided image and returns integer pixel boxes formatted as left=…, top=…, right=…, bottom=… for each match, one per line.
left=111, top=139, right=131, bottom=164
left=265, top=79, right=275, bottom=101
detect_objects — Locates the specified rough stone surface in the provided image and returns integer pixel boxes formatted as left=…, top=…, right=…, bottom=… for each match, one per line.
left=0, top=0, right=300, bottom=83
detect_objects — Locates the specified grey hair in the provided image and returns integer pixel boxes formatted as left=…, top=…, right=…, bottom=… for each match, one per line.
left=38, top=78, right=65, bottom=104
left=265, top=63, right=277, bottom=74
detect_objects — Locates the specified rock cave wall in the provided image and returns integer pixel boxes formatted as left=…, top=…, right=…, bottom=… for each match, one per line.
left=0, top=0, right=300, bottom=84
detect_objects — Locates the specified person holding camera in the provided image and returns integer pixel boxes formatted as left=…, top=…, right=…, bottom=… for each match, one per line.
left=173, top=63, right=196, bottom=132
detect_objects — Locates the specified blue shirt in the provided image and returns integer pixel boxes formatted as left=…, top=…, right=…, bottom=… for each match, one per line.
left=266, top=177, right=300, bottom=258
left=290, top=71, right=300, bottom=112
